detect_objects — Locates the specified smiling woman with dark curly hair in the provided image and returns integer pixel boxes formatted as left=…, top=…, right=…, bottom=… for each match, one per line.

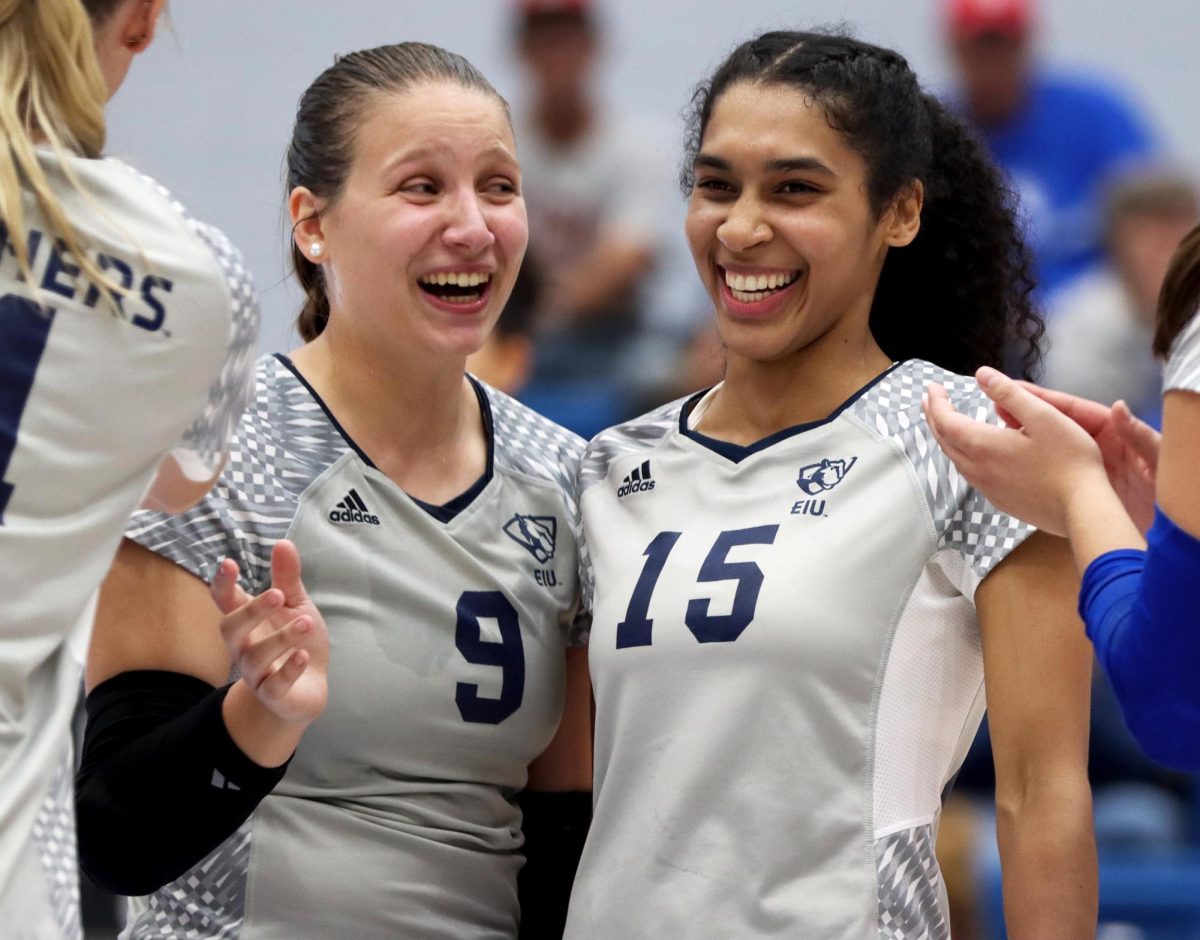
left=565, top=28, right=1096, bottom=940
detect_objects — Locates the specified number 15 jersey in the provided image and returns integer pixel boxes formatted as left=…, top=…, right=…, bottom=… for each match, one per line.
left=566, top=360, right=1034, bottom=940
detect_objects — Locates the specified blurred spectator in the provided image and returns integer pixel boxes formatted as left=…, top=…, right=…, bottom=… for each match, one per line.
left=945, top=0, right=1157, bottom=300
left=1045, top=170, right=1199, bottom=425
left=467, top=260, right=540, bottom=396
left=511, top=0, right=673, bottom=436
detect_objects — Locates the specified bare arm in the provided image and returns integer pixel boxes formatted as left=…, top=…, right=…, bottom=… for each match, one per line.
left=139, top=453, right=224, bottom=514
left=527, top=646, right=592, bottom=791
left=1156, top=390, right=1200, bottom=536
left=976, top=532, right=1097, bottom=938
left=90, top=538, right=328, bottom=767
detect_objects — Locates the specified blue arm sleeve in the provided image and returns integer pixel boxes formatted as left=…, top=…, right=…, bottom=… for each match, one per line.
left=1080, top=509, right=1200, bottom=771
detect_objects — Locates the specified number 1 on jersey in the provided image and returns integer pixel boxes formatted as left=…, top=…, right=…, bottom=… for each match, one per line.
left=0, top=295, right=56, bottom=524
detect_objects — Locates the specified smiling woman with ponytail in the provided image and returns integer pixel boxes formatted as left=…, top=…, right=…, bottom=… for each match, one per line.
left=0, top=1, right=258, bottom=933
left=567, top=28, right=1095, bottom=940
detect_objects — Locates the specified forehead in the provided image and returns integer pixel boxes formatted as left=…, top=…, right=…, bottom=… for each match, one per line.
left=701, top=82, right=862, bottom=173
left=352, top=82, right=516, bottom=166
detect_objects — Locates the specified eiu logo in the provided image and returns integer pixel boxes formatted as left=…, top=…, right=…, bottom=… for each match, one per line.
left=796, top=457, right=857, bottom=495
left=617, top=460, right=655, bottom=498
left=504, top=514, right=557, bottom=563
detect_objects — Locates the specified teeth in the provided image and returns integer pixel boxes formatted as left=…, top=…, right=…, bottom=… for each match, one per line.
left=419, top=272, right=492, bottom=287
left=724, top=269, right=797, bottom=292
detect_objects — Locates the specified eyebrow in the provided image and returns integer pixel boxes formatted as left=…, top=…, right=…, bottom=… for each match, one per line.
left=382, top=141, right=518, bottom=174
left=694, top=153, right=836, bottom=176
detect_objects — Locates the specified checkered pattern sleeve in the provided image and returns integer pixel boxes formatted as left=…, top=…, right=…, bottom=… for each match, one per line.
left=112, top=160, right=260, bottom=481
left=125, top=358, right=342, bottom=595
left=849, top=360, right=1036, bottom=599
left=486, top=382, right=590, bottom=645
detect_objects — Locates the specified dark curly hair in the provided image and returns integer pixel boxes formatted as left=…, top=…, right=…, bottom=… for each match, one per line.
left=681, top=30, right=1043, bottom=379
left=286, top=43, right=509, bottom=341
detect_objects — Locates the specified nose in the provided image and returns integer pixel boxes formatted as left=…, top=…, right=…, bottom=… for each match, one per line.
left=442, top=189, right=496, bottom=255
left=717, top=195, right=771, bottom=253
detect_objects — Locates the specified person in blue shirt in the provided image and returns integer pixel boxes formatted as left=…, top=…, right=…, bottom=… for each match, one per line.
left=945, top=0, right=1156, bottom=298
left=924, top=223, right=1200, bottom=772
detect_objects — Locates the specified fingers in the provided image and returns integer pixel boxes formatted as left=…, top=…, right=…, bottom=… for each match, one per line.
left=1018, top=382, right=1111, bottom=436
left=974, top=366, right=1057, bottom=430
left=922, top=382, right=1002, bottom=475
left=270, top=539, right=308, bottom=606
left=238, top=615, right=313, bottom=690
left=218, top=585, right=285, bottom=652
left=1112, top=401, right=1161, bottom=472
left=257, top=649, right=311, bottom=704
left=210, top=558, right=251, bottom=615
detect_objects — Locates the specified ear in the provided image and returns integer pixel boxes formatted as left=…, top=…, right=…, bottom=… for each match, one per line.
left=289, top=187, right=327, bottom=262
left=122, top=0, right=166, bottom=54
left=883, top=180, right=923, bottom=248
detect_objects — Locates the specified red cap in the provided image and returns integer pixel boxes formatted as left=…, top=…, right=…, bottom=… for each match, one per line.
left=946, top=0, right=1033, bottom=38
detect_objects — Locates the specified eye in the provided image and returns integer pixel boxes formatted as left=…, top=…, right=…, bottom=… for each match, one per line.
left=778, top=180, right=821, bottom=196
left=694, top=176, right=735, bottom=197
left=483, top=176, right=520, bottom=199
left=398, top=178, right=438, bottom=198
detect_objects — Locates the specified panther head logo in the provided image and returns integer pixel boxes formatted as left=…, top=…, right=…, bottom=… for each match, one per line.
left=796, top=457, right=858, bottom=495
left=503, top=514, right=558, bottom=564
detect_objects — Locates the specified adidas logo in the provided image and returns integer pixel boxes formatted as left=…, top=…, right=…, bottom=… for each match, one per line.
left=328, top=488, right=381, bottom=526
left=617, top=459, right=656, bottom=498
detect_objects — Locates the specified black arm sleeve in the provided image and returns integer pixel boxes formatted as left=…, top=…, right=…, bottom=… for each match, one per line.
left=517, top=789, right=591, bottom=940
left=75, top=670, right=290, bottom=896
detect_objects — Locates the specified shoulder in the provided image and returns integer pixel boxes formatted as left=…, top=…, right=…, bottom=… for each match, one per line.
left=579, top=393, right=689, bottom=498
left=847, top=359, right=988, bottom=437
left=102, top=158, right=256, bottom=299
left=484, top=379, right=586, bottom=490
left=849, top=359, right=1032, bottom=551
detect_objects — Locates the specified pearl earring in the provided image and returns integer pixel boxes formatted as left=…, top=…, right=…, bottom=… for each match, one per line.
left=310, top=242, right=324, bottom=258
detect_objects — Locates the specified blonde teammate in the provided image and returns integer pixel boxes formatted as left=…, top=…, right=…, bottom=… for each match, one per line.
left=0, top=0, right=257, bottom=935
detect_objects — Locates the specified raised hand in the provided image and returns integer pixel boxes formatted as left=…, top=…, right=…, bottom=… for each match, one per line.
left=1017, top=385, right=1159, bottom=534
left=922, top=367, right=1110, bottom=537
left=211, top=539, right=329, bottom=729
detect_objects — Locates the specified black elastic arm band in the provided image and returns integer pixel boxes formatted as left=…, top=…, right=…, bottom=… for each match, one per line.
left=517, top=789, right=591, bottom=940
left=76, top=670, right=290, bottom=896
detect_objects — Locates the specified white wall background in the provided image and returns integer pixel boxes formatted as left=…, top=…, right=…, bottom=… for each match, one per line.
left=105, top=1, right=1200, bottom=355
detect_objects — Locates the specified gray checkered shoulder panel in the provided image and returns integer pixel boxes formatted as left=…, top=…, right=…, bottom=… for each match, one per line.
left=32, top=745, right=81, bottom=940
left=125, top=823, right=252, bottom=940
left=126, top=356, right=351, bottom=594
left=485, top=380, right=585, bottom=522
left=111, top=159, right=260, bottom=474
left=575, top=396, right=684, bottom=618
left=577, top=395, right=684, bottom=496
left=876, top=824, right=949, bottom=940
left=848, top=360, right=1033, bottom=581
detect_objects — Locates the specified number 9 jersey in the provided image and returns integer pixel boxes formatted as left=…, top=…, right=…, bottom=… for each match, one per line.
left=0, top=154, right=257, bottom=937
left=566, top=360, right=1035, bottom=940
left=121, top=356, right=585, bottom=938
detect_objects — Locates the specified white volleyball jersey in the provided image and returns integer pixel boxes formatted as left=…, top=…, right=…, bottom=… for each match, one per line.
left=1164, top=311, right=1200, bottom=394
left=122, top=356, right=584, bottom=939
left=0, top=153, right=257, bottom=938
left=565, top=360, right=1035, bottom=940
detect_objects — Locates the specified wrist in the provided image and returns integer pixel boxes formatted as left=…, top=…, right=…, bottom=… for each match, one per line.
left=222, top=680, right=309, bottom=768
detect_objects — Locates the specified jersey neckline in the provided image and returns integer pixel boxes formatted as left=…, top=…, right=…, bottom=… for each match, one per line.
left=678, top=361, right=903, bottom=463
left=274, top=353, right=494, bottom=523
